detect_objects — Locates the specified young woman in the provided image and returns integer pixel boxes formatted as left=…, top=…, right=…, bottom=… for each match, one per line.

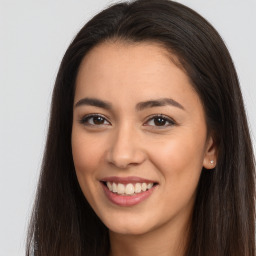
left=26, top=0, right=256, bottom=255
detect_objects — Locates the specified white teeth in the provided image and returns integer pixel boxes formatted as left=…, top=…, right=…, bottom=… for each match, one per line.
left=117, top=183, right=125, bottom=194
left=141, top=183, right=147, bottom=191
left=135, top=183, right=142, bottom=193
left=125, top=183, right=134, bottom=195
left=147, top=183, right=153, bottom=189
left=112, top=183, right=118, bottom=193
left=107, top=182, right=112, bottom=191
left=105, top=181, right=154, bottom=195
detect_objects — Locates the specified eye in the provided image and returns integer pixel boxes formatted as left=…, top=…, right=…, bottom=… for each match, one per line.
left=144, top=115, right=176, bottom=128
left=79, top=114, right=111, bottom=126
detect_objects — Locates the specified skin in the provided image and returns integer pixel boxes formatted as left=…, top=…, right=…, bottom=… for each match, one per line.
left=71, top=41, right=217, bottom=256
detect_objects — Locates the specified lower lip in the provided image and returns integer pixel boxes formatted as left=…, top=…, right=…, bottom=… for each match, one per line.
left=101, top=183, right=157, bottom=207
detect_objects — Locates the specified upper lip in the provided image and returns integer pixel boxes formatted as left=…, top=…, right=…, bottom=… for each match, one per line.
left=100, top=176, right=158, bottom=184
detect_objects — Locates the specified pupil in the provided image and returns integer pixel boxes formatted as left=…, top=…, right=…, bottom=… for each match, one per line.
left=93, top=116, right=104, bottom=124
left=154, top=117, right=166, bottom=126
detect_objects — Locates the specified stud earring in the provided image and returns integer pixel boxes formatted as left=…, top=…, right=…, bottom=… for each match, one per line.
left=210, top=160, right=214, bottom=164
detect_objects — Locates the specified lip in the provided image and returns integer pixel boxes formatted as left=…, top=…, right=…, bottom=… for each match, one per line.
left=100, top=176, right=157, bottom=185
left=100, top=177, right=158, bottom=207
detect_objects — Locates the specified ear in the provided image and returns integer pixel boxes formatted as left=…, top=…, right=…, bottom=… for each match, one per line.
left=203, top=135, right=217, bottom=169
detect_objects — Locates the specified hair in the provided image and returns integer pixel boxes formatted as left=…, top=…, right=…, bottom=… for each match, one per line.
left=26, top=0, right=255, bottom=255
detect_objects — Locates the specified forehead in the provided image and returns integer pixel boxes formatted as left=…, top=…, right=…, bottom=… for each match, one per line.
left=74, top=41, right=201, bottom=112
left=77, top=40, right=181, bottom=80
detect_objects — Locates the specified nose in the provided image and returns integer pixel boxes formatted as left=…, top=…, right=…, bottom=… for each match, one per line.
left=106, top=125, right=146, bottom=169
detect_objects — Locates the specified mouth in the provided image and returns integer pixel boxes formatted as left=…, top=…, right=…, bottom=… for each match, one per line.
left=100, top=176, right=159, bottom=206
left=101, top=181, right=158, bottom=196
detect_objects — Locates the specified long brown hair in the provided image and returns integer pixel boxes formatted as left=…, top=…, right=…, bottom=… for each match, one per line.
left=26, top=0, right=255, bottom=255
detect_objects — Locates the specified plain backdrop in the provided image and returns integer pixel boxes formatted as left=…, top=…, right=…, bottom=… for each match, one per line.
left=0, top=0, right=255, bottom=255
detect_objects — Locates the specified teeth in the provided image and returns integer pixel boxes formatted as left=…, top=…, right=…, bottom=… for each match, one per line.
left=135, top=183, right=142, bottom=193
left=147, top=183, right=153, bottom=189
left=125, top=183, right=134, bottom=195
left=112, top=183, right=117, bottom=193
left=141, top=183, right=147, bottom=191
left=107, top=182, right=112, bottom=191
left=106, top=181, right=154, bottom=195
left=117, top=183, right=125, bottom=194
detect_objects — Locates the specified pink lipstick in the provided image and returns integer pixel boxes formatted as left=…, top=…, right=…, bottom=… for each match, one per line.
left=100, top=176, right=158, bottom=207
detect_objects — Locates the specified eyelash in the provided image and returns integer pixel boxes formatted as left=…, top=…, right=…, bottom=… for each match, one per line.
left=144, top=114, right=176, bottom=128
left=79, top=114, right=110, bottom=126
left=79, top=114, right=176, bottom=128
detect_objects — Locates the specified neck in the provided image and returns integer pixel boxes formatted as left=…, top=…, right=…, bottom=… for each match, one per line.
left=108, top=215, right=190, bottom=256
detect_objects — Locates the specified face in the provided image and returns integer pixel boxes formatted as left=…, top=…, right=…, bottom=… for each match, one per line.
left=72, top=41, right=216, bottom=236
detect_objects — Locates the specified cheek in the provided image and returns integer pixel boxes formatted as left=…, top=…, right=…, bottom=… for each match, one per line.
left=71, top=129, right=105, bottom=176
left=145, top=132, right=206, bottom=225
left=150, top=131, right=206, bottom=187
left=71, top=128, right=106, bottom=206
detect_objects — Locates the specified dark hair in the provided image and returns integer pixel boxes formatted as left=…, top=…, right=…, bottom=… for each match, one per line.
left=26, top=0, right=256, bottom=255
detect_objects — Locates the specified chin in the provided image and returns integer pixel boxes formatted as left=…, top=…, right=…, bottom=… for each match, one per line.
left=102, top=213, right=155, bottom=236
left=108, top=224, right=151, bottom=236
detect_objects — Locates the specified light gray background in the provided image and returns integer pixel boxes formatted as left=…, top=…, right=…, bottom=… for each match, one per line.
left=1, top=0, right=255, bottom=255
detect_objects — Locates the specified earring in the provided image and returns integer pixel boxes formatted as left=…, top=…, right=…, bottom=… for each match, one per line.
left=210, top=160, right=214, bottom=164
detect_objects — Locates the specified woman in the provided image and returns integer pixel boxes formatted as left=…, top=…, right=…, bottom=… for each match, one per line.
left=26, top=0, right=256, bottom=255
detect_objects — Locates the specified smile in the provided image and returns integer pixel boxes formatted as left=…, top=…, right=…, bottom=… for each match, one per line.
left=105, top=182, right=154, bottom=195
left=100, top=176, right=158, bottom=206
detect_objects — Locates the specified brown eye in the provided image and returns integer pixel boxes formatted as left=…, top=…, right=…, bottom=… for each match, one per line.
left=93, top=116, right=105, bottom=125
left=154, top=117, right=167, bottom=126
left=80, top=114, right=110, bottom=126
left=145, top=115, right=176, bottom=128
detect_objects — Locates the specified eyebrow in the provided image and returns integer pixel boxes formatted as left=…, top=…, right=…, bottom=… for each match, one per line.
left=75, top=97, right=185, bottom=111
left=136, top=98, right=185, bottom=111
left=75, top=98, right=112, bottom=109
